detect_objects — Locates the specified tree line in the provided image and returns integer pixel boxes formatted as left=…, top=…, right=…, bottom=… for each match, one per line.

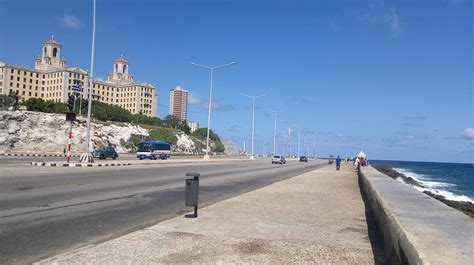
left=22, top=97, right=191, bottom=133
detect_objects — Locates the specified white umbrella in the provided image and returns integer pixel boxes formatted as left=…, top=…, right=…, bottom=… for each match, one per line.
left=357, top=151, right=367, bottom=158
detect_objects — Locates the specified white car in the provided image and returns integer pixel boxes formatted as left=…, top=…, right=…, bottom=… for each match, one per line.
left=271, top=155, right=286, bottom=164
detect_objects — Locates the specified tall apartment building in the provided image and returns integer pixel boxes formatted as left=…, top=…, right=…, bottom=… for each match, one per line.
left=0, top=36, right=157, bottom=116
left=169, top=86, right=188, bottom=121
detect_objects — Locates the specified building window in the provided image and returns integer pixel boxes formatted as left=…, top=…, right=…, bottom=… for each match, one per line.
left=44, top=47, right=47, bottom=54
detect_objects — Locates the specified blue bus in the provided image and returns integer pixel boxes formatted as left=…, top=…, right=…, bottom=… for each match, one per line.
left=136, top=140, right=171, bottom=160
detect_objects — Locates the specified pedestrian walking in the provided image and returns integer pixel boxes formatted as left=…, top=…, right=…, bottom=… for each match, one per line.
left=336, top=155, right=341, bottom=171
left=355, top=157, right=361, bottom=172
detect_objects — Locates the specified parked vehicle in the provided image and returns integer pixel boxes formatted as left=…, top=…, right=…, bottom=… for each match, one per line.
left=299, top=156, right=308, bottom=162
left=137, top=140, right=171, bottom=160
left=92, top=146, right=118, bottom=160
left=271, top=155, right=286, bottom=164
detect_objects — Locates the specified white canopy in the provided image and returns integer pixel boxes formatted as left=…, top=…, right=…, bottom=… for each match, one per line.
left=357, top=151, right=367, bottom=158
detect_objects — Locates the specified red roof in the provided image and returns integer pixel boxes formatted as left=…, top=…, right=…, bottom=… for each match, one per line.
left=44, top=37, right=60, bottom=46
left=114, top=57, right=128, bottom=63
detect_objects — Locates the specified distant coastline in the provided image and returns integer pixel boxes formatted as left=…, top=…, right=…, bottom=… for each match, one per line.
left=372, top=165, right=474, bottom=218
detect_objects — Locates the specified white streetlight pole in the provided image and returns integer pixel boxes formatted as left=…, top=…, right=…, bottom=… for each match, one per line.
left=297, top=125, right=301, bottom=158
left=191, top=61, right=235, bottom=159
left=240, top=93, right=269, bottom=159
left=281, top=120, right=301, bottom=158
left=80, top=0, right=96, bottom=163
left=287, top=127, right=292, bottom=157
left=266, top=108, right=286, bottom=156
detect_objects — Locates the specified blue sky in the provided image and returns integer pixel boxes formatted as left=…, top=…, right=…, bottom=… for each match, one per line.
left=0, top=0, right=472, bottom=163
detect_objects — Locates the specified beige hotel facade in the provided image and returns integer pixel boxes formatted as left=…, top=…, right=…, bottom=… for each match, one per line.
left=0, top=36, right=157, bottom=117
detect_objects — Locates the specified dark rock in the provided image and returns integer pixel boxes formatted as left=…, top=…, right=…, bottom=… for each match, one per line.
left=372, top=165, right=473, bottom=218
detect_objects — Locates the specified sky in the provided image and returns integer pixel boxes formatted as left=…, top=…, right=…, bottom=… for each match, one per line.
left=0, top=0, right=472, bottom=163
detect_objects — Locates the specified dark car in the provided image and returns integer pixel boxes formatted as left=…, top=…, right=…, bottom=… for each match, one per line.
left=92, top=146, right=118, bottom=160
left=299, top=156, right=308, bottom=162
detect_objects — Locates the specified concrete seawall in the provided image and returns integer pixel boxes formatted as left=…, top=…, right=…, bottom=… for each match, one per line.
left=359, top=166, right=473, bottom=264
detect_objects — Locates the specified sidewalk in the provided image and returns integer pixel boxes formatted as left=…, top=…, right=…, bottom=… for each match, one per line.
left=39, top=164, right=379, bottom=263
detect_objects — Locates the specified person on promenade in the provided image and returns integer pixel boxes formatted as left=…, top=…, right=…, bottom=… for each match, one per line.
left=355, top=157, right=361, bottom=172
left=336, top=156, right=341, bottom=170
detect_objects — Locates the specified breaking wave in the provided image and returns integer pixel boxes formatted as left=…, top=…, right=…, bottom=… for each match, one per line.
left=393, top=167, right=473, bottom=203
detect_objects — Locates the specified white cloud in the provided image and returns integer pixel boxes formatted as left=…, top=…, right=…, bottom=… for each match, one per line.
left=200, top=100, right=235, bottom=112
left=463, top=128, right=474, bottom=140
left=188, top=92, right=201, bottom=104
left=60, top=15, right=81, bottom=29
left=385, top=8, right=401, bottom=38
left=357, top=6, right=402, bottom=39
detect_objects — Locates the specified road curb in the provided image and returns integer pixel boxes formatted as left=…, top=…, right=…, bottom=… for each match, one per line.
left=29, top=158, right=269, bottom=168
left=31, top=162, right=133, bottom=167
left=2, top=153, right=80, bottom=157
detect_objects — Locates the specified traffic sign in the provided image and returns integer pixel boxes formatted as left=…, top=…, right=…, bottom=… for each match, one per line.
left=71, top=85, right=82, bottom=91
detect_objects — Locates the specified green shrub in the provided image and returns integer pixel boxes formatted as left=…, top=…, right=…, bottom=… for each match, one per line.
left=149, top=128, right=178, bottom=145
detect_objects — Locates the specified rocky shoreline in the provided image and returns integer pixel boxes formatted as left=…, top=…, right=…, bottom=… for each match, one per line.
left=372, top=165, right=474, bottom=218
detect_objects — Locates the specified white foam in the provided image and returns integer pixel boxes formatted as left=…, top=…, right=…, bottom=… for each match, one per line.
left=393, top=168, right=430, bottom=181
left=421, top=180, right=456, bottom=189
left=393, top=168, right=473, bottom=204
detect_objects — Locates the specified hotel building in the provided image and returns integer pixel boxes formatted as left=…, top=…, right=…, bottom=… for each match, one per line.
left=0, top=36, right=157, bottom=116
left=169, top=86, right=188, bottom=121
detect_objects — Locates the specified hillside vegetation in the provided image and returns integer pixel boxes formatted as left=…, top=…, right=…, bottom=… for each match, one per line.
left=20, top=98, right=225, bottom=153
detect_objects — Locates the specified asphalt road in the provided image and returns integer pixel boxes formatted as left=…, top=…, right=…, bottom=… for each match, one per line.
left=0, top=153, right=139, bottom=167
left=0, top=157, right=326, bottom=264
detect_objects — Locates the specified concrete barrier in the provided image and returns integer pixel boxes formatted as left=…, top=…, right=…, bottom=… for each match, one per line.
left=359, top=166, right=473, bottom=264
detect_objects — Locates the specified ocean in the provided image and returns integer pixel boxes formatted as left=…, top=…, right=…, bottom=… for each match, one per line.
left=371, top=160, right=474, bottom=203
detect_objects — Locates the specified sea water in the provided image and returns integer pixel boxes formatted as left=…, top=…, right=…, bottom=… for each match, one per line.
left=371, top=160, right=474, bottom=203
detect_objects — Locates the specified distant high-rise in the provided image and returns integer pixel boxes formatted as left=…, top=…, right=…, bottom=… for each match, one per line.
left=187, top=121, right=199, bottom=133
left=169, top=86, right=188, bottom=121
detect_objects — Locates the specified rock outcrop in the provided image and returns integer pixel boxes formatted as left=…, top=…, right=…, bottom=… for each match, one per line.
left=0, top=111, right=200, bottom=154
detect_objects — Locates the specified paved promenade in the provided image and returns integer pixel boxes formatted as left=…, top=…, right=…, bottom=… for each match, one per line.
left=39, top=164, right=381, bottom=263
